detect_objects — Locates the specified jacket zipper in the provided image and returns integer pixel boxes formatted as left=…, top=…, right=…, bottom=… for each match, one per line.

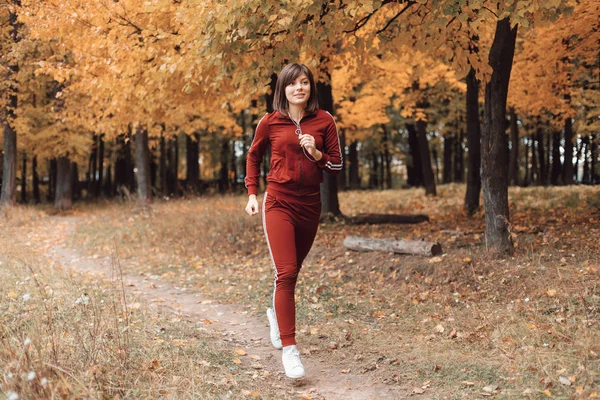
left=289, top=115, right=303, bottom=195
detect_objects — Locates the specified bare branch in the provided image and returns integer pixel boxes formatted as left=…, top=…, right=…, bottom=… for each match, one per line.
left=376, top=1, right=416, bottom=34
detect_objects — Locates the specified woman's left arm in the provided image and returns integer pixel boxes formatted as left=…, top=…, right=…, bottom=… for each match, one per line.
left=316, top=112, right=343, bottom=176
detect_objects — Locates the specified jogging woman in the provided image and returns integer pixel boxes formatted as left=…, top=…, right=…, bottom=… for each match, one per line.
left=244, top=63, right=342, bottom=378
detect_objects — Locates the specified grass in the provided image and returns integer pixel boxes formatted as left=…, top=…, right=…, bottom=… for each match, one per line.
left=0, top=208, right=292, bottom=400
left=3, top=184, right=600, bottom=399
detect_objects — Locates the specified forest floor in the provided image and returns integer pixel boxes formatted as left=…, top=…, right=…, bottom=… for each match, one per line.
left=1, top=184, right=599, bottom=399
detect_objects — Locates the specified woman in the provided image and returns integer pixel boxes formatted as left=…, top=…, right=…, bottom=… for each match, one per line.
left=244, top=63, right=342, bottom=378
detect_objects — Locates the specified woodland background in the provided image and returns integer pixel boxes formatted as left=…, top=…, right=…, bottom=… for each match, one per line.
left=1, top=1, right=599, bottom=398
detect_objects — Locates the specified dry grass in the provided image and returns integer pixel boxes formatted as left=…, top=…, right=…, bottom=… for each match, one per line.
left=0, top=212, right=292, bottom=400
left=4, top=184, right=599, bottom=399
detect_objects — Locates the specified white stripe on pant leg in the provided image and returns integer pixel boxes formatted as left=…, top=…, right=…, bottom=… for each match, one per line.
left=262, top=192, right=278, bottom=317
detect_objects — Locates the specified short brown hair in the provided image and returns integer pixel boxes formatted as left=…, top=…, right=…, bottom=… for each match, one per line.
left=272, top=63, right=319, bottom=114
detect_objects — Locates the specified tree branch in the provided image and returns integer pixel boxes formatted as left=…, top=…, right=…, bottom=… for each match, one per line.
left=376, top=1, right=416, bottom=34
left=342, top=0, right=400, bottom=34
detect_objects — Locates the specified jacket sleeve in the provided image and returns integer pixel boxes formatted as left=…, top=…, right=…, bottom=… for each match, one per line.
left=245, top=113, right=270, bottom=195
left=316, top=111, right=343, bottom=176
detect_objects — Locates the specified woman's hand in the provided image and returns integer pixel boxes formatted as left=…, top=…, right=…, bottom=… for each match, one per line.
left=299, top=134, right=322, bottom=161
left=245, top=194, right=259, bottom=216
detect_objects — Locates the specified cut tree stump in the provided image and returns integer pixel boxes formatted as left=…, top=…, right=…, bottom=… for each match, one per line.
left=343, top=236, right=442, bottom=257
left=349, top=213, right=429, bottom=225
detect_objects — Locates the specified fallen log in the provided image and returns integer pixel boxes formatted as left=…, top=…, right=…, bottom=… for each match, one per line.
left=343, top=236, right=442, bottom=257
left=349, top=213, right=429, bottom=225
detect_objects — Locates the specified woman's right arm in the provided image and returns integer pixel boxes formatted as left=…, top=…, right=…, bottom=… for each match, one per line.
left=245, top=113, right=270, bottom=195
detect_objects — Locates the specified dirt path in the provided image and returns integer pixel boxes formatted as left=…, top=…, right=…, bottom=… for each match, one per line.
left=42, top=216, right=421, bottom=400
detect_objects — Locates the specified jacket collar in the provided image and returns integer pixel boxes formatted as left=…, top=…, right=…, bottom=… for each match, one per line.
left=273, top=109, right=319, bottom=121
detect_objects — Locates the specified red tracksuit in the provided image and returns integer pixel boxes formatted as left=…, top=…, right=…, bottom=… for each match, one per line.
left=245, top=109, right=342, bottom=346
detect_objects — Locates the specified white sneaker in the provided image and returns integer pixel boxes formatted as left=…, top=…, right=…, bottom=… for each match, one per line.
left=282, top=345, right=305, bottom=378
left=266, top=308, right=283, bottom=350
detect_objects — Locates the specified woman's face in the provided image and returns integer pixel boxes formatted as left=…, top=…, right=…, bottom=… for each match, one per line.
left=285, top=73, right=311, bottom=109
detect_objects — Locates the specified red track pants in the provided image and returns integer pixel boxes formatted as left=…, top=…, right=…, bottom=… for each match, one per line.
left=262, top=188, right=321, bottom=347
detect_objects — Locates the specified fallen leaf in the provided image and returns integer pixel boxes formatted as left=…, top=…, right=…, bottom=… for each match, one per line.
left=428, top=256, right=443, bottom=264
left=412, top=388, right=425, bottom=394
left=149, top=359, right=159, bottom=370
left=232, top=358, right=241, bottom=365
left=542, top=389, right=552, bottom=397
left=546, top=289, right=558, bottom=297
left=483, top=384, right=498, bottom=393
left=434, top=324, right=445, bottom=334
left=462, top=381, right=475, bottom=386
left=235, top=349, right=247, bottom=356
left=559, top=376, right=571, bottom=386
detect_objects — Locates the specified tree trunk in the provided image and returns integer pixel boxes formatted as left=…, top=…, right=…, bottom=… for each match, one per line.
left=508, top=108, right=519, bottom=186
left=536, top=123, right=546, bottom=186
left=241, top=110, right=248, bottom=180
left=563, top=118, right=574, bottom=185
left=381, top=125, right=392, bottom=189
left=454, top=129, right=464, bottom=182
left=135, top=127, right=152, bottom=206
left=32, top=155, right=40, bottom=203
left=1, top=108, right=17, bottom=207
left=443, top=135, right=454, bottom=184
left=160, top=133, right=168, bottom=196
left=369, top=151, right=379, bottom=189
left=230, top=139, right=237, bottom=191
left=582, top=136, right=590, bottom=183
left=432, top=146, right=440, bottom=184
left=481, top=18, right=517, bottom=255
left=592, top=134, right=598, bottom=184
left=186, top=133, right=200, bottom=192
left=338, top=129, right=347, bottom=190
left=416, top=118, right=436, bottom=196
left=348, top=140, right=360, bottom=190
left=55, top=156, right=72, bottom=210
left=378, top=153, right=385, bottom=189
left=406, top=123, right=423, bottom=187
left=47, top=158, right=57, bottom=202
left=104, top=163, right=113, bottom=197
left=167, top=136, right=178, bottom=195
left=0, top=5, right=19, bottom=207
left=88, top=134, right=97, bottom=197
left=531, top=134, right=538, bottom=184
left=343, top=236, right=442, bottom=257
left=317, top=74, right=341, bottom=218
left=20, top=153, right=27, bottom=203
left=115, top=134, right=134, bottom=196
left=551, top=129, right=562, bottom=185
left=350, top=213, right=429, bottom=224
left=219, top=138, right=229, bottom=193
left=523, top=136, right=529, bottom=186
left=71, top=162, right=81, bottom=201
left=465, top=67, right=482, bottom=215
left=96, top=134, right=104, bottom=197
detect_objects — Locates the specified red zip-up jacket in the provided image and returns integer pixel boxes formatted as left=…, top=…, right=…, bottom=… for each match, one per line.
left=245, top=109, right=343, bottom=197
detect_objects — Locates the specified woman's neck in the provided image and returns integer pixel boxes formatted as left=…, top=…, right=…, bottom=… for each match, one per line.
left=288, top=104, right=305, bottom=123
